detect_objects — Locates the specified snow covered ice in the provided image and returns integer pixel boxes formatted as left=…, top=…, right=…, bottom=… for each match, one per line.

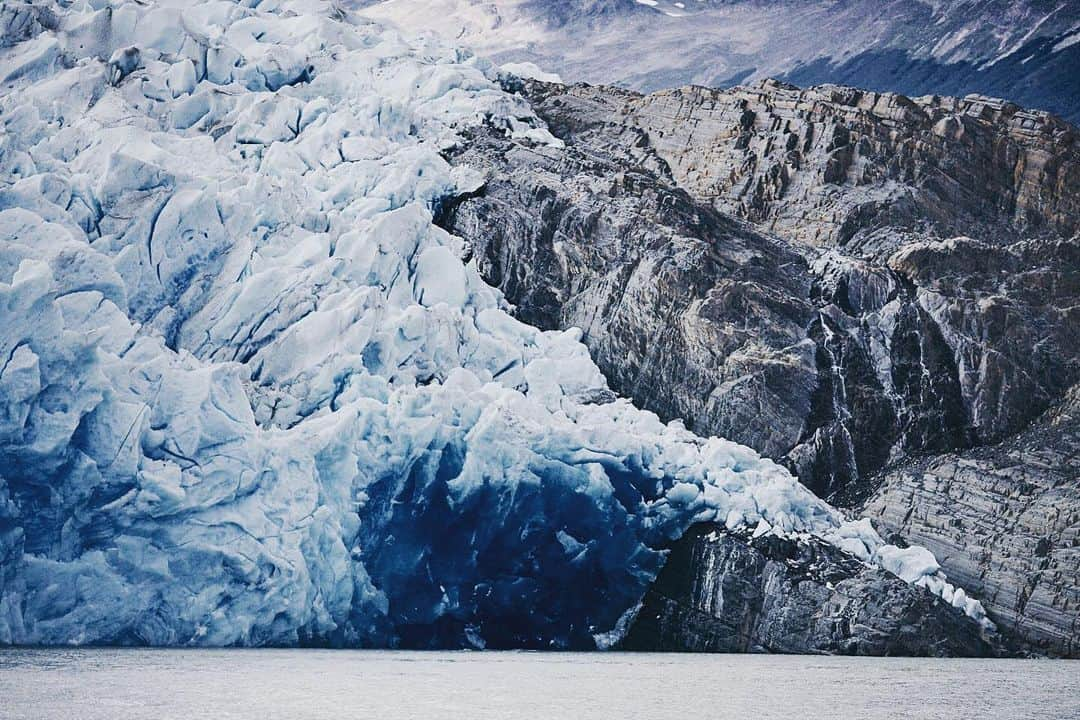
left=0, top=0, right=990, bottom=648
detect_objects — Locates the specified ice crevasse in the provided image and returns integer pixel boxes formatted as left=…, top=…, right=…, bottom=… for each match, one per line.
left=0, top=0, right=991, bottom=648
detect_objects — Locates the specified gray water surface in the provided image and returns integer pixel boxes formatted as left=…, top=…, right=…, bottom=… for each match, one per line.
left=1, top=649, right=1077, bottom=720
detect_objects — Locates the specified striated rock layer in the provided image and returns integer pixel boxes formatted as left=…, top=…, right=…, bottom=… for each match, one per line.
left=438, top=77, right=1080, bottom=654
left=617, top=81, right=1080, bottom=253
left=622, top=525, right=1000, bottom=657
left=865, top=385, right=1080, bottom=657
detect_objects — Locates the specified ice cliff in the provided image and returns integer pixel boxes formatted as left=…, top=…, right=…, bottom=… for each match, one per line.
left=0, top=0, right=988, bottom=648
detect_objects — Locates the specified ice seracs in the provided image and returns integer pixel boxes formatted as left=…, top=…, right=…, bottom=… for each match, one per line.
left=0, top=0, right=989, bottom=648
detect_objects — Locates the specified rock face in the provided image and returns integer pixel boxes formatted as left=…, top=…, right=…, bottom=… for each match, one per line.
left=622, top=524, right=1000, bottom=657
left=438, top=77, right=1080, bottom=654
left=443, top=79, right=1080, bottom=504
left=618, top=82, right=1080, bottom=254
left=442, top=115, right=819, bottom=465
left=864, top=385, right=1080, bottom=657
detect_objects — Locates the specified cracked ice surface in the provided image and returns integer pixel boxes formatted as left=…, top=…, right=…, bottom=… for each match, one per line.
left=0, top=0, right=988, bottom=647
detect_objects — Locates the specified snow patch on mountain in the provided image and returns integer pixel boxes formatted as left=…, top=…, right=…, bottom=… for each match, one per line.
left=0, top=0, right=989, bottom=647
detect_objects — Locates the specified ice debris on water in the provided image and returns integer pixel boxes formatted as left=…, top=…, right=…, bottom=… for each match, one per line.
left=0, top=0, right=991, bottom=648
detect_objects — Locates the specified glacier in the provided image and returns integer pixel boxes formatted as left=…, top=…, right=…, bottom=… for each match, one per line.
left=0, top=0, right=989, bottom=648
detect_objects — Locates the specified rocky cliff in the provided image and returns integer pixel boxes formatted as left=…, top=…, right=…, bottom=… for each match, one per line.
left=438, top=77, right=1080, bottom=655
left=616, top=82, right=1080, bottom=253
left=621, top=525, right=999, bottom=656
left=864, top=384, right=1080, bottom=656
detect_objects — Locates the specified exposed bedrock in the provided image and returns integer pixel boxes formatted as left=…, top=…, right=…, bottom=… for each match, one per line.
left=438, top=77, right=1080, bottom=654
left=864, top=385, right=1080, bottom=658
left=609, top=80, right=1080, bottom=254
left=441, top=124, right=819, bottom=463
left=621, top=524, right=1001, bottom=656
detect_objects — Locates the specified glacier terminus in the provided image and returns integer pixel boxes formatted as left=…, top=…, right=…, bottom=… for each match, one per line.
left=0, top=0, right=994, bottom=649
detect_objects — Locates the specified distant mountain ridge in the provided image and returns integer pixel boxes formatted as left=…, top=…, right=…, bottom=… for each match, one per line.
left=356, top=0, right=1080, bottom=123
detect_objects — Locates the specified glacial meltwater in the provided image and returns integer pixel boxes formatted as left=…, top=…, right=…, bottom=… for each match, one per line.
left=0, top=649, right=1076, bottom=720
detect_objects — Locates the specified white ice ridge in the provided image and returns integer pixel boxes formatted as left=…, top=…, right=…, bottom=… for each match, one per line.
left=0, top=0, right=991, bottom=647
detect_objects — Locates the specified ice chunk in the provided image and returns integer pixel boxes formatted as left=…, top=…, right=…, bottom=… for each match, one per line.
left=875, top=545, right=941, bottom=584
left=414, top=246, right=468, bottom=307
left=107, top=46, right=141, bottom=86
left=166, top=59, right=197, bottom=97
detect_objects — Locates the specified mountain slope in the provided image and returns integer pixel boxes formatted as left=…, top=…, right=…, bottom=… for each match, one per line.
left=865, top=383, right=1080, bottom=657
left=356, top=0, right=1080, bottom=124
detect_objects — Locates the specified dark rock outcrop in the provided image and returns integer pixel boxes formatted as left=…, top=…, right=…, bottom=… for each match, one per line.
left=621, top=524, right=1001, bottom=656
left=442, top=119, right=819, bottom=463
left=438, top=77, right=1080, bottom=654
